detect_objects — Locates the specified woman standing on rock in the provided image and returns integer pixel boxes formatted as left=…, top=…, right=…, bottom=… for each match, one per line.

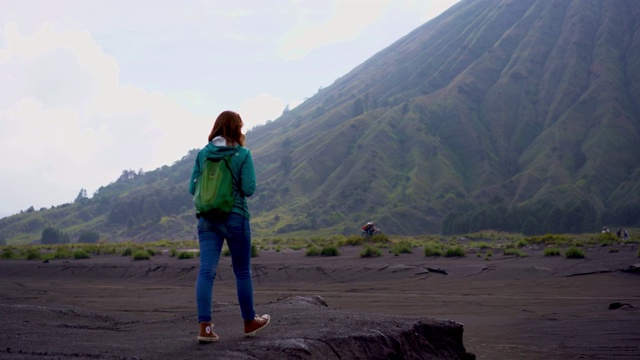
left=189, top=110, right=270, bottom=342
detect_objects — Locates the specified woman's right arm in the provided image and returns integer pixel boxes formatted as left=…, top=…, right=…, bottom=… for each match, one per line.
left=240, top=151, right=256, bottom=197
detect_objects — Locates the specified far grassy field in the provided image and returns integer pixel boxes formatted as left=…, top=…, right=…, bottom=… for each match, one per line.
left=1, top=230, right=638, bottom=261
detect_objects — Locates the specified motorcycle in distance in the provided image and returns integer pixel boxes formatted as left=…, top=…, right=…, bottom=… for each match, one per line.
left=361, top=222, right=382, bottom=238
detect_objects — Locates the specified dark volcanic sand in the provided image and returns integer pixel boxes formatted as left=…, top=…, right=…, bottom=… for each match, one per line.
left=1, top=243, right=639, bottom=359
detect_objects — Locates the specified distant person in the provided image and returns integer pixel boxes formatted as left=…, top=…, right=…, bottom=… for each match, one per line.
left=616, top=228, right=622, bottom=239
left=189, top=110, right=270, bottom=343
left=623, top=229, right=629, bottom=241
left=361, top=221, right=381, bottom=237
left=602, top=227, right=610, bottom=234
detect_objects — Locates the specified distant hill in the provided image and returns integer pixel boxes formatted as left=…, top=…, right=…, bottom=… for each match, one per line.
left=2, top=0, right=639, bottom=244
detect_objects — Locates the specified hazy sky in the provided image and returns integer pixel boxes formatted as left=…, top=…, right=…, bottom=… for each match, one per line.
left=0, top=0, right=460, bottom=218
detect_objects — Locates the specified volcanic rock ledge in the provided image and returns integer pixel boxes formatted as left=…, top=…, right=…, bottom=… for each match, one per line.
left=0, top=295, right=475, bottom=360
left=240, top=295, right=476, bottom=360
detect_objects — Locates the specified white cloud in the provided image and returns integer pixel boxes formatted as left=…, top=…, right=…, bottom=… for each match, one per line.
left=279, top=1, right=390, bottom=60
left=0, top=23, right=207, bottom=215
left=239, top=93, right=287, bottom=129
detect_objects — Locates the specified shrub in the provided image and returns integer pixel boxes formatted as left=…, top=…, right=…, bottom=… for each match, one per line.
left=1, top=248, right=16, bottom=259
left=536, top=234, right=572, bottom=246
left=73, top=250, right=90, bottom=259
left=360, top=245, right=382, bottom=258
left=178, top=251, right=195, bottom=259
left=52, top=246, right=72, bottom=259
left=543, top=247, right=561, bottom=256
left=445, top=246, right=465, bottom=257
left=251, top=244, right=259, bottom=258
left=565, top=246, right=585, bottom=259
left=469, top=241, right=492, bottom=250
left=424, top=243, right=443, bottom=257
left=222, top=248, right=231, bottom=256
left=305, top=246, right=321, bottom=256
left=595, top=232, right=616, bottom=245
left=391, top=240, right=413, bottom=256
left=341, top=235, right=363, bottom=246
left=121, top=247, right=133, bottom=256
left=369, top=233, right=390, bottom=244
left=169, top=248, right=177, bottom=257
left=514, top=239, right=528, bottom=248
left=321, top=245, right=339, bottom=256
left=133, top=250, right=150, bottom=260
left=503, top=248, right=527, bottom=257
left=25, top=248, right=41, bottom=260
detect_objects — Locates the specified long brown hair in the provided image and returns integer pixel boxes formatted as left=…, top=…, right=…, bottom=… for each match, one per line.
left=207, top=110, right=245, bottom=146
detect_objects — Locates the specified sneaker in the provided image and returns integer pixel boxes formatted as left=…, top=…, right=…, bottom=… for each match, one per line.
left=244, top=314, right=271, bottom=337
left=198, top=322, right=219, bottom=343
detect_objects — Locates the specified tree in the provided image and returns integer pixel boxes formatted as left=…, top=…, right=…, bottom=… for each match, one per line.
left=75, top=188, right=88, bottom=203
left=78, top=230, right=100, bottom=243
left=41, top=227, right=70, bottom=244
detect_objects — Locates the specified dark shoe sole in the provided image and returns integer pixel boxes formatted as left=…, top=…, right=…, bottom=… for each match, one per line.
left=198, top=335, right=219, bottom=343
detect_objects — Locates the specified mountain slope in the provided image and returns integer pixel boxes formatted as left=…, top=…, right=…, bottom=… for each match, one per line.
left=2, top=0, right=639, bottom=243
left=246, top=0, right=640, bottom=235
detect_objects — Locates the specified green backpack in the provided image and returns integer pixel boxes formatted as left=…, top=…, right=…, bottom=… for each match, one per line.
left=193, top=156, right=235, bottom=215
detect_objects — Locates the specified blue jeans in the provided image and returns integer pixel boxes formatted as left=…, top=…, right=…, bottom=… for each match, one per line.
left=196, top=213, right=255, bottom=322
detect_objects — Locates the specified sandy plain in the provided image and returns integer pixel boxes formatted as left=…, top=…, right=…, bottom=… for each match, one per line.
left=1, top=243, right=639, bottom=359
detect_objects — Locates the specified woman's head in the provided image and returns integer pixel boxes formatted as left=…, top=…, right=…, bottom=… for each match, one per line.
left=208, top=110, right=245, bottom=146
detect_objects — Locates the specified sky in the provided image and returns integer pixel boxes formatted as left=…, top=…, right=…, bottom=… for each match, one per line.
left=0, top=0, right=460, bottom=218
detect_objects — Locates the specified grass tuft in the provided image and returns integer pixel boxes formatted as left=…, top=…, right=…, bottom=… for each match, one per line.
left=1, top=248, right=16, bottom=259
left=321, top=245, right=339, bottom=256
left=503, top=248, right=527, bottom=257
left=564, top=246, right=585, bottom=259
left=390, top=240, right=413, bottom=256
left=132, top=250, right=150, bottom=260
left=178, top=251, right=195, bottom=259
left=360, top=245, right=382, bottom=258
left=73, top=250, right=90, bottom=259
left=305, top=246, right=320, bottom=256
left=25, top=248, right=41, bottom=260
left=543, top=247, right=561, bottom=256
left=445, top=246, right=465, bottom=257
left=424, top=242, right=443, bottom=257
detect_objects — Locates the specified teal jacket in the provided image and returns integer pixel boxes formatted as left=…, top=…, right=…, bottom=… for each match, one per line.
left=189, top=137, right=256, bottom=219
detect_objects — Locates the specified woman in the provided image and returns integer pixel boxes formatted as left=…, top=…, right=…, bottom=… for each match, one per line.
left=189, top=110, right=270, bottom=343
